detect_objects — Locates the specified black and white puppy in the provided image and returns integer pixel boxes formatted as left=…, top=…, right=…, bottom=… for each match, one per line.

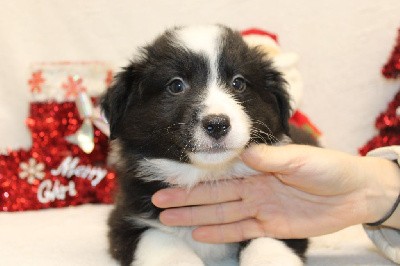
left=102, top=25, right=309, bottom=266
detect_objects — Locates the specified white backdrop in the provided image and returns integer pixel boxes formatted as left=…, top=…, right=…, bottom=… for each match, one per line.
left=0, top=0, right=399, bottom=154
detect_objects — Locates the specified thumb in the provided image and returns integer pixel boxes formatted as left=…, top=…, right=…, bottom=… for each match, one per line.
left=240, top=144, right=305, bottom=174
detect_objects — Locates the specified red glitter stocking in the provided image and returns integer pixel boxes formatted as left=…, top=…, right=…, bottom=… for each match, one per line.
left=0, top=100, right=116, bottom=211
left=1, top=62, right=116, bottom=211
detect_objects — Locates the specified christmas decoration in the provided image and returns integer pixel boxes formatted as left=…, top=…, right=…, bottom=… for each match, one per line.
left=18, top=158, right=45, bottom=185
left=359, top=90, right=400, bottom=155
left=65, top=92, right=110, bottom=153
left=289, top=111, right=322, bottom=139
left=62, top=75, right=87, bottom=98
left=242, top=28, right=321, bottom=139
left=382, top=28, right=400, bottom=79
left=28, top=70, right=45, bottom=93
left=359, top=28, right=400, bottom=155
left=105, top=69, right=114, bottom=87
left=0, top=62, right=116, bottom=212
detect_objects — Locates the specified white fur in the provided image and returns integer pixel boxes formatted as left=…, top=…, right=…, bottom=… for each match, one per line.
left=175, top=25, right=221, bottom=81
left=188, top=150, right=240, bottom=167
left=240, top=237, right=303, bottom=266
left=133, top=228, right=205, bottom=266
left=138, top=157, right=259, bottom=188
left=131, top=219, right=239, bottom=266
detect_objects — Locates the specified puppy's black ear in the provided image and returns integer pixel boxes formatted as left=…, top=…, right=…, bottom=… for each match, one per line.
left=265, top=69, right=292, bottom=134
left=101, top=65, right=136, bottom=140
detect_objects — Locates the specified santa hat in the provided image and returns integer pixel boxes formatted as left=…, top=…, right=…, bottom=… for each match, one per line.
left=241, top=28, right=281, bottom=56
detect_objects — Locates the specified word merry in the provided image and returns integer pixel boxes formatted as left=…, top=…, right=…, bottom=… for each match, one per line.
left=37, top=180, right=77, bottom=204
left=50, top=156, right=107, bottom=186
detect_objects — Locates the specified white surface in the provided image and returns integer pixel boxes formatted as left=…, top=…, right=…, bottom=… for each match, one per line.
left=0, top=204, right=396, bottom=266
left=1, top=1, right=400, bottom=265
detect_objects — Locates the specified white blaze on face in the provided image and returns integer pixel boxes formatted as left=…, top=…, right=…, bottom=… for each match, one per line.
left=176, top=26, right=252, bottom=167
left=175, top=25, right=221, bottom=73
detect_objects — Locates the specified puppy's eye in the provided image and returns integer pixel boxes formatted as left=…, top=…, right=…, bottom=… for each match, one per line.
left=167, top=78, right=187, bottom=94
left=232, top=75, right=246, bottom=92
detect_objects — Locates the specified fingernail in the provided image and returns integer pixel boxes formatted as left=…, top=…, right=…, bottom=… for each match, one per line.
left=152, top=191, right=171, bottom=207
left=160, top=210, right=179, bottom=225
left=193, top=227, right=210, bottom=241
left=193, top=228, right=208, bottom=241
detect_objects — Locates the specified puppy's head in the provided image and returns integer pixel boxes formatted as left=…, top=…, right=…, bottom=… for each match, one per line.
left=102, top=25, right=290, bottom=168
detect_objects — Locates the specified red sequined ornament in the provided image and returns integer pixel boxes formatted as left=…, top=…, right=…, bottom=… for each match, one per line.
left=375, top=91, right=400, bottom=130
left=0, top=100, right=116, bottom=211
left=359, top=27, right=400, bottom=155
left=359, top=90, right=400, bottom=155
left=382, top=28, right=400, bottom=79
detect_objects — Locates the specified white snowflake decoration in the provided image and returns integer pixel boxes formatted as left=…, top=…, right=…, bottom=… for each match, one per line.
left=19, top=158, right=45, bottom=184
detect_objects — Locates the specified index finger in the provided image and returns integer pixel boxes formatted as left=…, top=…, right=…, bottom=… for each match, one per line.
left=240, top=144, right=311, bottom=174
left=152, top=180, right=243, bottom=208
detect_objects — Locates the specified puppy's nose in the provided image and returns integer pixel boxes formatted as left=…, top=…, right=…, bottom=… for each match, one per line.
left=202, top=114, right=231, bottom=140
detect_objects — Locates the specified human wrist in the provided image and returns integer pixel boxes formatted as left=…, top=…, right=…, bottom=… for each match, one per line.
left=362, top=156, right=400, bottom=227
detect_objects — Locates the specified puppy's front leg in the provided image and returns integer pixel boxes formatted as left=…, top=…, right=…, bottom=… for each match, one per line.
left=240, top=237, right=303, bottom=266
left=133, top=228, right=204, bottom=266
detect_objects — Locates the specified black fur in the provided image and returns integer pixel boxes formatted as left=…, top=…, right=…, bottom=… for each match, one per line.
left=103, top=25, right=309, bottom=266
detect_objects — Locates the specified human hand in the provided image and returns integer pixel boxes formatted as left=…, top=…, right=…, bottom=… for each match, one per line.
left=152, top=144, right=400, bottom=243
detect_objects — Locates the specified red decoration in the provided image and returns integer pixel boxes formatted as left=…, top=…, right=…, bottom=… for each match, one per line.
left=359, top=27, right=400, bottom=155
left=2, top=62, right=115, bottom=211
left=359, top=90, right=400, bottom=155
left=0, top=100, right=116, bottom=211
left=28, top=71, right=45, bottom=93
left=382, top=28, right=400, bottom=79
left=105, top=70, right=114, bottom=88
left=241, top=28, right=279, bottom=44
left=62, top=75, right=87, bottom=98
left=289, top=111, right=322, bottom=138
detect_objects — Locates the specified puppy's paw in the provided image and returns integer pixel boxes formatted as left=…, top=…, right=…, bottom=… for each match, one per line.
left=240, top=237, right=303, bottom=266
